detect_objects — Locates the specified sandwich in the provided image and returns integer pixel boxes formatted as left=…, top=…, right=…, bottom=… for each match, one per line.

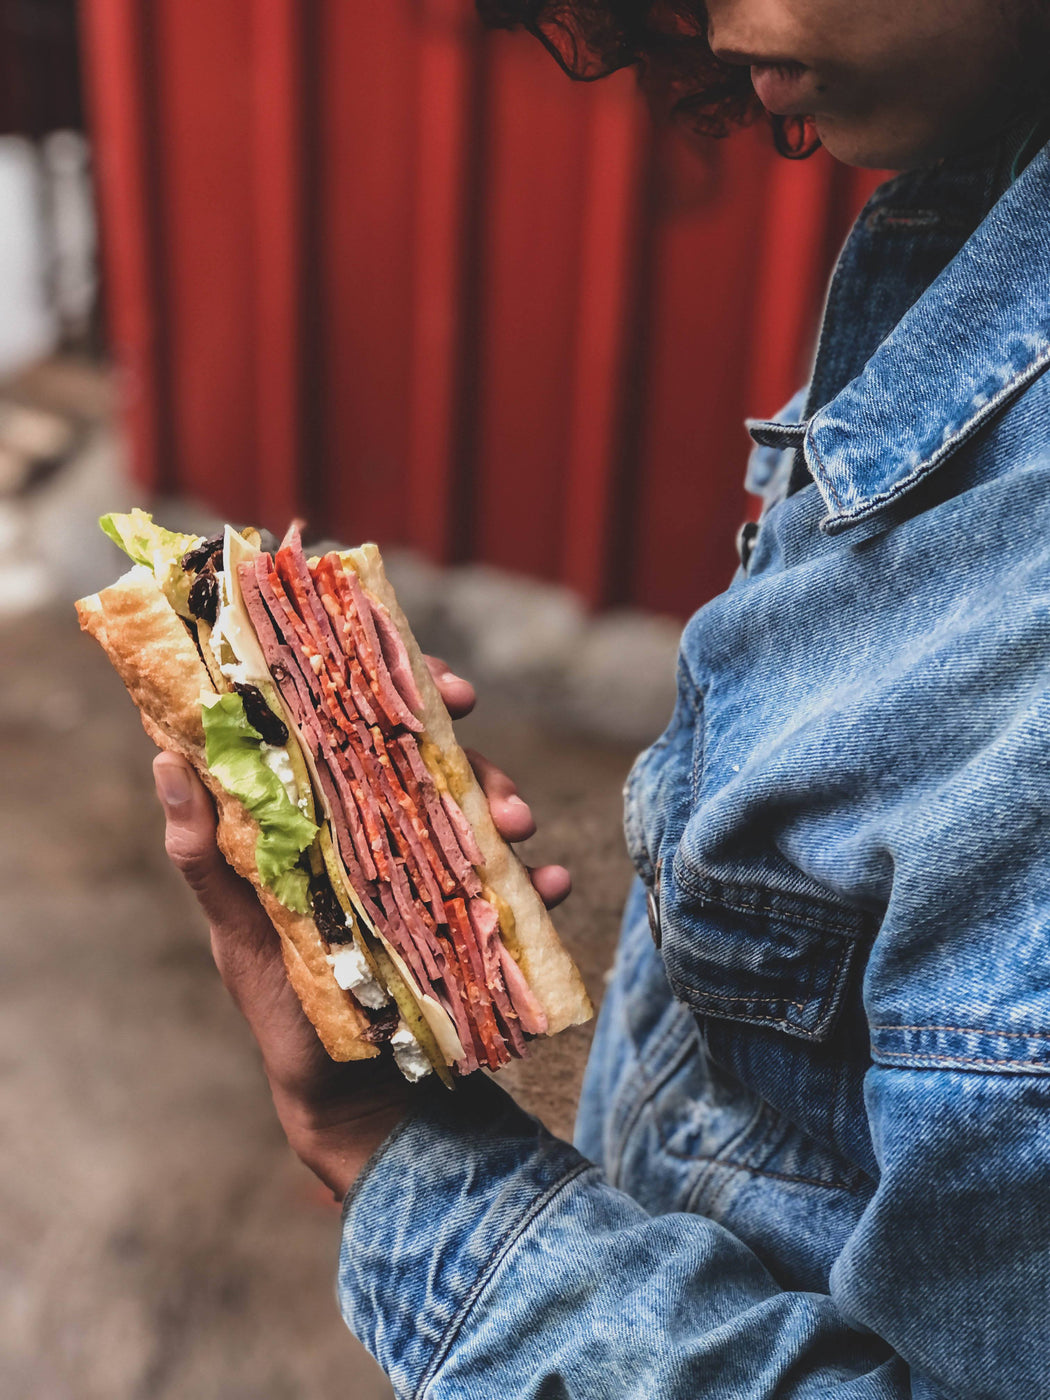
left=77, top=510, right=592, bottom=1086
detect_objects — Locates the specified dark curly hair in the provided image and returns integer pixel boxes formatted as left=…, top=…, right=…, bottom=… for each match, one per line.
left=475, top=1, right=818, bottom=156
left=478, top=0, right=1050, bottom=160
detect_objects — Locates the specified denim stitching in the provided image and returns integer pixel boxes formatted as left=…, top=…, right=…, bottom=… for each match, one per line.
left=416, top=1162, right=595, bottom=1400
left=793, top=925, right=856, bottom=1037
left=817, top=933, right=858, bottom=1035
left=690, top=685, right=707, bottom=808
left=680, top=1095, right=772, bottom=1213
left=609, top=1008, right=698, bottom=1184
left=679, top=1098, right=867, bottom=1195
left=689, top=1157, right=865, bottom=1194
left=874, top=1049, right=1050, bottom=1072
left=672, top=983, right=808, bottom=1015
left=877, top=1022, right=1050, bottom=1037
left=793, top=923, right=834, bottom=1009
left=664, top=883, right=861, bottom=1034
left=806, top=430, right=847, bottom=510
left=672, top=864, right=870, bottom=937
left=670, top=989, right=827, bottom=1039
left=820, top=349, right=1050, bottom=529
left=622, top=676, right=701, bottom=882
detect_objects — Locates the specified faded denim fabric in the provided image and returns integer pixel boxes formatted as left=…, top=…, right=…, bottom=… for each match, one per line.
left=338, top=135, right=1050, bottom=1400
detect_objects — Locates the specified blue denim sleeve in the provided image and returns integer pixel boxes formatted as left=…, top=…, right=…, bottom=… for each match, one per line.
left=337, top=1081, right=907, bottom=1399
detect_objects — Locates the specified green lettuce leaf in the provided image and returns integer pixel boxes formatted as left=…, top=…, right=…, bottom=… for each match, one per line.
left=99, top=509, right=201, bottom=617
left=202, top=692, right=318, bottom=914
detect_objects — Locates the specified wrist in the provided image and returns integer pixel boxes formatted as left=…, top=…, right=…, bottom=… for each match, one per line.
left=273, top=1087, right=410, bottom=1200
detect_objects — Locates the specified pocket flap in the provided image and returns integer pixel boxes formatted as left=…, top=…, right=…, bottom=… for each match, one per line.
left=663, top=865, right=872, bottom=1043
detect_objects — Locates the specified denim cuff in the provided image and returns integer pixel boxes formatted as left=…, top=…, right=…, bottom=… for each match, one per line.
left=337, top=1075, right=590, bottom=1397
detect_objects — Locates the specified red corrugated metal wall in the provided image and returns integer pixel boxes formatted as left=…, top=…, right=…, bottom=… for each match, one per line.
left=79, top=0, right=882, bottom=617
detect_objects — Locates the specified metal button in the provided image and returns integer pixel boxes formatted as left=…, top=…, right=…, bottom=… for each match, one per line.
left=646, top=862, right=662, bottom=947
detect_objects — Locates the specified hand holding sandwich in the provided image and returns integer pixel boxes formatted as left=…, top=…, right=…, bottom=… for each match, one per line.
left=154, top=654, right=571, bottom=1198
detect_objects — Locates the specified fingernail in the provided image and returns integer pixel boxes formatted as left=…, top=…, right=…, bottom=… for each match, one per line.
left=155, top=760, right=193, bottom=807
left=505, top=795, right=529, bottom=812
left=440, top=669, right=465, bottom=686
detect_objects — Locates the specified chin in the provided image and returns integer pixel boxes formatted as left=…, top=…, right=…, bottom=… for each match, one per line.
left=813, top=115, right=950, bottom=173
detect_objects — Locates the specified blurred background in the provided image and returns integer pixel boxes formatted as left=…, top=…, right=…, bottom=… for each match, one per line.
left=1, top=1, right=884, bottom=1397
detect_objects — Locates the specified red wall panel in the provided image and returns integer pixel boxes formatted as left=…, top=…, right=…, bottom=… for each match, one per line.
left=472, top=31, right=592, bottom=580
left=319, top=0, right=417, bottom=545
left=80, top=0, right=881, bottom=618
left=154, top=0, right=256, bottom=518
left=631, top=124, right=777, bottom=614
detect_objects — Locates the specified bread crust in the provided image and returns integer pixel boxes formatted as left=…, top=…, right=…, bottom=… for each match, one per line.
left=75, top=567, right=376, bottom=1062
left=348, top=546, right=594, bottom=1034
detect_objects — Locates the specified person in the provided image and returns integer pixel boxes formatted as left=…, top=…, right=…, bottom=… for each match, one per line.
left=150, top=2, right=1050, bottom=1395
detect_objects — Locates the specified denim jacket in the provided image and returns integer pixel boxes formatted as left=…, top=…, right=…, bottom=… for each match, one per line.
left=338, top=134, right=1050, bottom=1399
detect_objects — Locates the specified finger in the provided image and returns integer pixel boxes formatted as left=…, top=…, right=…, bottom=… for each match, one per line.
left=153, top=753, right=267, bottom=940
left=465, top=748, right=537, bottom=842
left=425, top=655, right=475, bottom=719
left=528, top=864, right=572, bottom=910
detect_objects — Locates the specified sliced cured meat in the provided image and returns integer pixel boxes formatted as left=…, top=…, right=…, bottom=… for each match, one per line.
left=266, top=566, right=362, bottom=741
left=243, top=561, right=379, bottom=886
left=317, top=555, right=422, bottom=732
left=498, top=942, right=548, bottom=1037
left=441, top=790, right=485, bottom=866
left=433, top=959, right=481, bottom=1075
left=240, top=543, right=534, bottom=1075
left=467, top=897, right=528, bottom=1055
left=345, top=724, right=447, bottom=911
left=336, top=747, right=392, bottom=882
left=445, top=898, right=508, bottom=1070
left=368, top=591, right=424, bottom=714
left=371, top=728, right=455, bottom=900
left=392, top=738, right=481, bottom=896
left=278, top=523, right=344, bottom=657
left=317, top=750, right=379, bottom=886
left=316, top=560, right=403, bottom=735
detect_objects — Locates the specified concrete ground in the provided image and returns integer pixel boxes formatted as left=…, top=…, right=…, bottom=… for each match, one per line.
left=0, top=361, right=654, bottom=1398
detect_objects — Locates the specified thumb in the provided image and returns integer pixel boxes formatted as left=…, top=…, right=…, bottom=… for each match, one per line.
left=153, top=752, right=259, bottom=930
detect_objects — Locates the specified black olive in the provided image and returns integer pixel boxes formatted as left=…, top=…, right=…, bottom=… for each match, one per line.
left=233, top=682, right=289, bottom=746
left=361, top=1004, right=399, bottom=1045
left=181, top=532, right=225, bottom=573
left=188, top=570, right=219, bottom=626
left=311, top=877, right=351, bottom=944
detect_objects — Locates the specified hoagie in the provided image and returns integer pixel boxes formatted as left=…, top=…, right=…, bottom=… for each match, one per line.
left=76, top=511, right=592, bottom=1085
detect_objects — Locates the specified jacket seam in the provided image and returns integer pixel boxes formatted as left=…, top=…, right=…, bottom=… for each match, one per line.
left=672, top=864, right=869, bottom=938
left=683, top=1101, right=778, bottom=1216
left=876, top=1021, right=1050, bottom=1037
left=415, top=1162, right=595, bottom=1400
left=806, top=430, right=846, bottom=510
left=673, top=983, right=808, bottom=1014
left=608, top=1007, right=698, bottom=1183
left=874, top=1049, right=1050, bottom=1071
left=623, top=677, right=702, bottom=883
left=680, top=1150, right=866, bottom=1195
left=669, top=990, right=830, bottom=1040
left=690, top=684, right=708, bottom=807
left=816, top=348, right=1050, bottom=530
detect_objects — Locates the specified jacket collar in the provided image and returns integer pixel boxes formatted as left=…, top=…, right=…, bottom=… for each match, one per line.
left=801, top=139, right=1050, bottom=534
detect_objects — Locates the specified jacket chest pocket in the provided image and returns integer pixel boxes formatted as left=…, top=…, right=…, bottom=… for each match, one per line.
left=660, top=860, right=870, bottom=1043
left=625, top=663, right=872, bottom=1045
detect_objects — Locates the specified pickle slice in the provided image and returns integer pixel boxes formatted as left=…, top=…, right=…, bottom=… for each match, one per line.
left=317, top=826, right=453, bottom=1088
